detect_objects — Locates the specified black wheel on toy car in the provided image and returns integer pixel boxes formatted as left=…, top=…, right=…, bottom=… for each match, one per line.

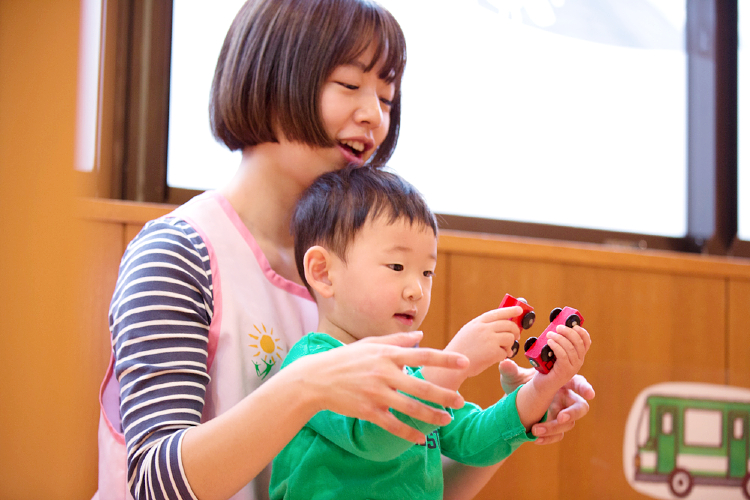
left=549, top=308, right=562, bottom=322
left=565, top=314, right=581, bottom=328
left=524, top=337, right=537, bottom=352
left=742, top=473, right=750, bottom=499
left=522, top=311, right=536, bottom=330
left=510, top=340, right=519, bottom=358
left=668, top=469, right=693, bottom=498
left=541, top=345, right=555, bottom=362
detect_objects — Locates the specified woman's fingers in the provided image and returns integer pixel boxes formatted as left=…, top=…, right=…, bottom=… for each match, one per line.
left=389, top=370, right=466, bottom=410
left=359, top=332, right=470, bottom=370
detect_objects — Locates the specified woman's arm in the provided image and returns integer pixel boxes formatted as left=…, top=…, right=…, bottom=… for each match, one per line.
left=183, top=335, right=469, bottom=500
left=113, top=219, right=469, bottom=500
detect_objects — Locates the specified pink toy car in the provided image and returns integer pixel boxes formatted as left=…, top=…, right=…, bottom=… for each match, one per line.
left=499, top=294, right=536, bottom=358
left=524, top=306, right=584, bottom=374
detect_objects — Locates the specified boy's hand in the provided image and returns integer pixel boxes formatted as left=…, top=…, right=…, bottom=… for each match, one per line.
left=446, top=306, right=523, bottom=379
left=535, top=324, right=591, bottom=390
left=499, top=358, right=595, bottom=444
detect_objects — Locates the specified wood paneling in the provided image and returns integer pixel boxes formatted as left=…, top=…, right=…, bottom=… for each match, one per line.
left=728, top=278, right=750, bottom=387
left=74, top=200, right=750, bottom=500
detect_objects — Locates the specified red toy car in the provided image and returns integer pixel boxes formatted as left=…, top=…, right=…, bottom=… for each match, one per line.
left=499, top=294, right=536, bottom=358
left=524, top=306, right=584, bottom=374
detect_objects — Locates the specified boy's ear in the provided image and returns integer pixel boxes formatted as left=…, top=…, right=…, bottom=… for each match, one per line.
left=303, top=246, right=334, bottom=299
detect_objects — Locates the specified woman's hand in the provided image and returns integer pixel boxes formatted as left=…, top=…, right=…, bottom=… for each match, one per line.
left=299, top=331, right=469, bottom=443
left=498, top=358, right=595, bottom=444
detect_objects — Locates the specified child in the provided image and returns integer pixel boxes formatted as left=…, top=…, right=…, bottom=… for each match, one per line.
left=270, top=166, right=592, bottom=499
left=96, top=1, right=594, bottom=499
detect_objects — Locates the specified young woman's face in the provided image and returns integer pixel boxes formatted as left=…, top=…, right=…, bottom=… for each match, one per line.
left=267, top=43, right=396, bottom=191
left=324, top=215, right=437, bottom=344
left=319, top=43, right=396, bottom=167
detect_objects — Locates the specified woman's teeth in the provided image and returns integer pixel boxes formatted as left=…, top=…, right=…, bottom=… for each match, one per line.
left=340, top=140, right=365, bottom=154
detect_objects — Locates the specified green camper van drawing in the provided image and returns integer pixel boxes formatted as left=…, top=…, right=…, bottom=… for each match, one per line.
left=624, top=383, right=750, bottom=500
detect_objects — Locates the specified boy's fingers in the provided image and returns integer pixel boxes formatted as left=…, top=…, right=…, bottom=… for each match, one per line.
left=487, top=305, right=524, bottom=321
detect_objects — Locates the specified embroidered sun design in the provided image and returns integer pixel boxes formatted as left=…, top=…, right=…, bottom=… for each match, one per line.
left=248, top=324, right=284, bottom=379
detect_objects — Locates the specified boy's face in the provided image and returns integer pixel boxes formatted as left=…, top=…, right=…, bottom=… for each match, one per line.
left=325, top=215, right=437, bottom=343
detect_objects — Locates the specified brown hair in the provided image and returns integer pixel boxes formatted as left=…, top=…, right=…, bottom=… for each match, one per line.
left=292, top=166, right=437, bottom=294
left=209, top=0, right=406, bottom=166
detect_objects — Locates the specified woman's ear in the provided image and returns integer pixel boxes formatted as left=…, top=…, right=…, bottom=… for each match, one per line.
left=303, top=246, right=334, bottom=299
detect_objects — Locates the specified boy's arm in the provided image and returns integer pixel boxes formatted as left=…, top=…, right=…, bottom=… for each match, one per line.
left=439, top=388, right=538, bottom=467
left=515, top=324, right=591, bottom=430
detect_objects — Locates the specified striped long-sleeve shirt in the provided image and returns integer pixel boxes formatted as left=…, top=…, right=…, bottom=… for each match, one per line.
left=109, top=217, right=214, bottom=500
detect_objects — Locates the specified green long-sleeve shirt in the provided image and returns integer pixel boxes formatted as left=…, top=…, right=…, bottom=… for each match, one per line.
left=269, top=333, right=538, bottom=500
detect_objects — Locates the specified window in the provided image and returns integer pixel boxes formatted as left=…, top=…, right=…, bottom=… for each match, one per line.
left=167, top=0, right=687, bottom=240
left=733, top=416, right=745, bottom=440
left=96, top=0, right=743, bottom=254
left=661, top=411, right=673, bottom=435
left=683, top=408, right=722, bottom=447
left=75, top=0, right=103, bottom=172
left=738, top=0, right=749, bottom=242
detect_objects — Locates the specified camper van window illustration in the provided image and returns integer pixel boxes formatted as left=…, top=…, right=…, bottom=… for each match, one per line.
left=623, top=382, right=750, bottom=500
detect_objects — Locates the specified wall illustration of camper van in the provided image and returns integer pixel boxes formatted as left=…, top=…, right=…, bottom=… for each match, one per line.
left=623, top=382, right=750, bottom=500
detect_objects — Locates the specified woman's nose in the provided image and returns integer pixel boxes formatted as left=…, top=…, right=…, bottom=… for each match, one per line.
left=355, top=93, right=384, bottom=128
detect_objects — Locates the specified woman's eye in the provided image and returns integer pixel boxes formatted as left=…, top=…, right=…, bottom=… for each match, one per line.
left=337, top=81, right=358, bottom=90
left=379, top=97, right=393, bottom=107
left=388, top=264, right=404, bottom=272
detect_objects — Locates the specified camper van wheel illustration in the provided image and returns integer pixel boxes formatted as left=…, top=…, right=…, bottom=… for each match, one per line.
left=668, top=468, right=693, bottom=497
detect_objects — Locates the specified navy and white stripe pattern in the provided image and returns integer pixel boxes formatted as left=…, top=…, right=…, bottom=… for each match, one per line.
left=109, top=218, right=214, bottom=500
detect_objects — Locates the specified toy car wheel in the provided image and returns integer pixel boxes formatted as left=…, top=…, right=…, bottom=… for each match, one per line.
left=510, top=340, right=519, bottom=358
left=565, top=314, right=581, bottom=328
left=524, top=337, right=537, bottom=352
left=549, top=308, right=562, bottom=322
left=741, top=473, right=750, bottom=499
left=541, top=345, right=555, bottom=362
left=522, top=311, right=536, bottom=330
left=668, top=469, right=693, bottom=498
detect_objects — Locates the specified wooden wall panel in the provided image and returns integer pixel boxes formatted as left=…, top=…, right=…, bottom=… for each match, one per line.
left=74, top=201, right=750, bottom=500
left=728, top=278, right=750, bottom=387
left=419, top=251, right=450, bottom=350
left=448, top=254, right=728, bottom=500
left=79, top=219, right=128, bottom=482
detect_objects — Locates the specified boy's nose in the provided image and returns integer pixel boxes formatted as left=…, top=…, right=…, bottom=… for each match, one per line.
left=404, top=281, right=423, bottom=301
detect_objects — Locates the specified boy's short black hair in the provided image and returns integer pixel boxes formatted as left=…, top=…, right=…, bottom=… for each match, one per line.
left=293, top=166, right=438, bottom=293
left=210, top=0, right=406, bottom=166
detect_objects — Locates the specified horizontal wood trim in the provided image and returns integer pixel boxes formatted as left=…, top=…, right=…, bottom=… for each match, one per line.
left=76, top=197, right=175, bottom=225
left=76, top=198, right=750, bottom=280
left=439, top=230, right=750, bottom=280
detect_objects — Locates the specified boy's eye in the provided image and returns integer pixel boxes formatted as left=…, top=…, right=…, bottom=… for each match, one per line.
left=423, top=270, right=434, bottom=278
left=388, top=264, right=404, bottom=272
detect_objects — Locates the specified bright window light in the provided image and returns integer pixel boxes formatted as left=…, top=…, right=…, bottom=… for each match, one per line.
left=167, top=0, right=687, bottom=238
left=75, top=0, right=103, bottom=172
left=739, top=0, right=749, bottom=241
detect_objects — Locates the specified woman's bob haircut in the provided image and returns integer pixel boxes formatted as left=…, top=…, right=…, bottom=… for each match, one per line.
left=209, top=0, right=407, bottom=166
